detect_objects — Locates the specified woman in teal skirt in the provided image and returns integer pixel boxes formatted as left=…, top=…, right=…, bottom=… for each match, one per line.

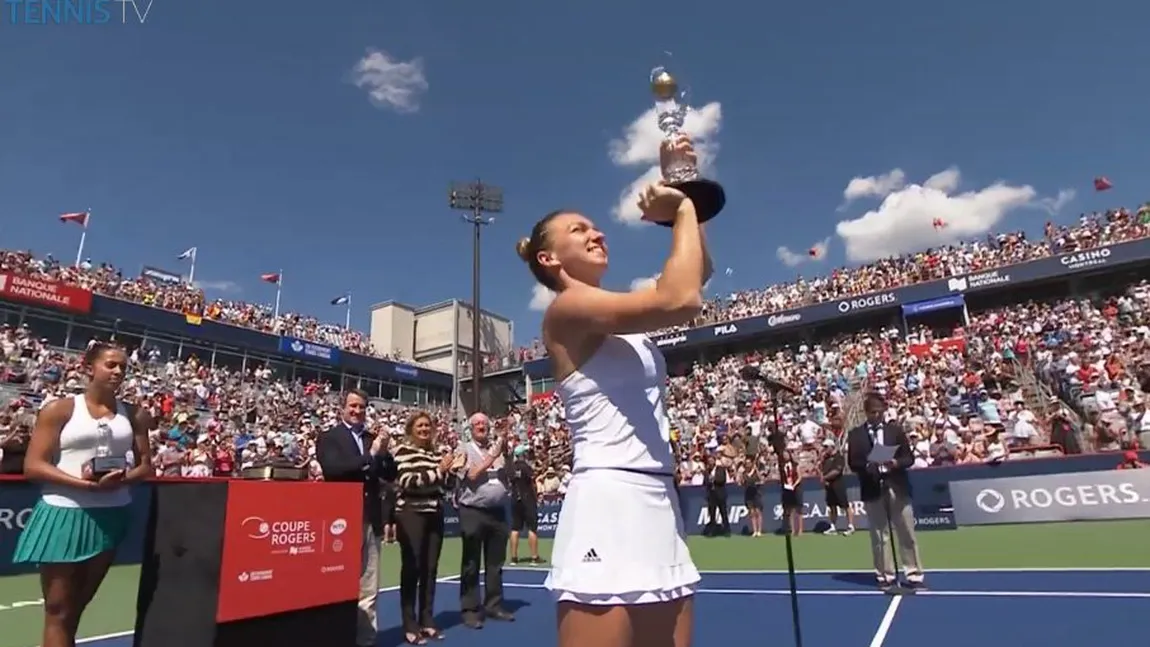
left=17, top=342, right=154, bottom=647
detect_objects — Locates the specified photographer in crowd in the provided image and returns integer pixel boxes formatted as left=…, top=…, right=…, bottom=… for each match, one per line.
left=508, top=444, right=543, bottom=564
left=819, top=439, right=855, bottom=535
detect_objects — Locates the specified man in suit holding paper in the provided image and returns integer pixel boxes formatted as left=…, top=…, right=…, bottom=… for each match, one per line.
left=846, top=392, right=925, bottom=591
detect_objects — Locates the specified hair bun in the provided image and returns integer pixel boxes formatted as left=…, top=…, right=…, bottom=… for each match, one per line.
left=515, top=237, right=532, bottom=262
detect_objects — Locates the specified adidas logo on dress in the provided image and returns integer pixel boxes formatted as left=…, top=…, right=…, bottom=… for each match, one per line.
left=581, top=548, right=601, bottom=563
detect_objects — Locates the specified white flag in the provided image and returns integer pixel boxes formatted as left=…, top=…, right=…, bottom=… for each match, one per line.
left=177, top=247, right=197, bottom=260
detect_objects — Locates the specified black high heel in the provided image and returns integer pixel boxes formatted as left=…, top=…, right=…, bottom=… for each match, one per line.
left=422, top=627, right=445, bottom=641
left=404, top=632, right=428, bottom=645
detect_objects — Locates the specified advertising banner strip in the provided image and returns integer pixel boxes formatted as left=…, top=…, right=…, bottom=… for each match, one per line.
left=140, top=266, right=183, bottom=285
left=637, top=237, right=1150, bottom=356
left=902, top=294, right=965, bottom=316
left=278, top=336, right=340, bottom=365
left=949, top=468, right=1150, bottom=526
left=0, top=272, right=93, bottom=314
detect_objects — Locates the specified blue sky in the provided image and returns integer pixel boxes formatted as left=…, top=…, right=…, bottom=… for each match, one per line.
left=2, top=1, right=1147, bottom=348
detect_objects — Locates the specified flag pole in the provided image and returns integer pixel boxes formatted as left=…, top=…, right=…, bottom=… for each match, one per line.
left=273, top=270, right=283, bottom=319
left=345, top=293, right=352, bottom=330
left=74, top=209, right=90, bottom=267
left=188, top=248, right=197, bottom=284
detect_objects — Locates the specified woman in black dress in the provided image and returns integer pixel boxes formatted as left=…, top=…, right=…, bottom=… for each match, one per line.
left=779, top=451, right=803, bottom=537
left=740, top=461, right=763, bottom=537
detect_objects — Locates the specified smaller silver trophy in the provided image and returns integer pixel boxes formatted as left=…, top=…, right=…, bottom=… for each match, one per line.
left=650, top=65, right=726, bottom=224
left=88, top=421, right=127, bottom=478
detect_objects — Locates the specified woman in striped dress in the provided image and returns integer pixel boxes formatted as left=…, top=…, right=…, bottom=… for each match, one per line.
left=394, top=412, right=464, bottom=645
left=16, top=343, right=154, bottom=647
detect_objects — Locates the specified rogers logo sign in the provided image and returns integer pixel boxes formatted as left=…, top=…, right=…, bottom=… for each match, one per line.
left=241, top=516, right=272, bottom=539
left=836, top=293, right=897, bottom=313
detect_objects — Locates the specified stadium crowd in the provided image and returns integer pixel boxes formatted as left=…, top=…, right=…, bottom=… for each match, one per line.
left=2, top=282, right=1147, bottom=485
left=0, top=250, right=410, bottom=364
left=1, top=206, right=1147, bottom=487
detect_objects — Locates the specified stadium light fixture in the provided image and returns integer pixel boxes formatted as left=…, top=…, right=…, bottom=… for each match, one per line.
left=448, top=180, right=504, bottom=414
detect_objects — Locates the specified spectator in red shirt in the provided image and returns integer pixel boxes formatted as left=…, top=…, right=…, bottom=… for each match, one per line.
left=1117, top=450, right=1145, bottom=470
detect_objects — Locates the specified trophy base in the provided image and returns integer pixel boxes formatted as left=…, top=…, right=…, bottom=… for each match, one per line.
left=656, top=178, right=726, bottom=226
left=88, top=456, right=128, bottom=479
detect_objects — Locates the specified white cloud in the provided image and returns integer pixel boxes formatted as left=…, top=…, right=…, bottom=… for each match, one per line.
left=194, top=280, right=241, bottom=294
left=630, top=274, right=659, bottom=291
left=924, top=167, right=960, bottom=193
left=776, top=238, right=830, bottom=268
left=349, top=49, right=428, bottom=114
left=1035, top=188, right=1076, bottom=215
left=776, top=247, right=806, bottom=268
left=839, top=169, right=906, bottom=208
left=608, top=102, right=723, bottom=224
left=835, top=167, right=1037, bottom=262
left=528, top=284, right=555, bottom=311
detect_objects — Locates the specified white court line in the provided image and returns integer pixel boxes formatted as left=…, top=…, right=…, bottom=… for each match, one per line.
left=62, top=575, right=462, bottom=647
left=488, top=581, right=1150, bottom=600
left=503, top=565, right=1150, bottom=574
left=868, top=597, right=902, bottom=647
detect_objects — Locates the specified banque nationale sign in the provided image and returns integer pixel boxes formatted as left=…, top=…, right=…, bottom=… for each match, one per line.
left=949, top=468, right=1150, bottom=526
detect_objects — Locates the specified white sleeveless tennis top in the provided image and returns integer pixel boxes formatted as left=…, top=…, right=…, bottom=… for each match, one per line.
left=41, top=394, right=134, bottom=509
left=555, top=334, right=674, bottom=474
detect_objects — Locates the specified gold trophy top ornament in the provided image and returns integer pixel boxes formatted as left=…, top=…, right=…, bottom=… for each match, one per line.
left=650, top=70, right=678, bottom=101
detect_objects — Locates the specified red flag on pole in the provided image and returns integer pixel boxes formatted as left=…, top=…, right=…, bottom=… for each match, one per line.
left=59, top=212, right=90, bottom=227
left=260, top=272, right=281, bottom=284
left=1093, top=177, right=1113, bottom=191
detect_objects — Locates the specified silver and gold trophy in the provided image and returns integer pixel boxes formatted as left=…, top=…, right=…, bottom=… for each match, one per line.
left=649, top=65, right=726, bottom=224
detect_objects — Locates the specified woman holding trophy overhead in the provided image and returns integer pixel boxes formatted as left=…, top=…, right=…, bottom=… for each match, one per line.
left=15, top=342, right=153, bottom=647
left=514, top=66, right=722, bottom=647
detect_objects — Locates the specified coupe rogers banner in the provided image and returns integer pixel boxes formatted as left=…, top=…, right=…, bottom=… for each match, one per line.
left=215, top=481, right=362, bottom=622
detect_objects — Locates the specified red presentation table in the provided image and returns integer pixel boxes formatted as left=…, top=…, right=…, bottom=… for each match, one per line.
left=133, top=478, right=363, bottom=647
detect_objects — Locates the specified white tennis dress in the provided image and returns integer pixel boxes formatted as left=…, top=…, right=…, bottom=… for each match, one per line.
left=544, top=334, right=700, bottom=605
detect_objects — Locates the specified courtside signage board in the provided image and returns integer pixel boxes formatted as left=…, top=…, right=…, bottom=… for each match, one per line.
left=950, top=469, right=1150, bottom=526
left=216, top=481, right=363, bottom=622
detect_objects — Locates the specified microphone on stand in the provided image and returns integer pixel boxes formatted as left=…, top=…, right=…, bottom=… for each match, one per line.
left=739, top=364, right=804, bottom=647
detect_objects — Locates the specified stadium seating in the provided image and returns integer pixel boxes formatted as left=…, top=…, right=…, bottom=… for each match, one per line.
left=2, top=205, right=1147, bottom=487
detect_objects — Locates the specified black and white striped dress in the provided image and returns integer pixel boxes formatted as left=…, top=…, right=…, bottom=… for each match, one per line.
left=394, top=442, right=447, bottom=513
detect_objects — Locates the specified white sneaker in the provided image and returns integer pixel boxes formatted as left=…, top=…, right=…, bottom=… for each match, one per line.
left=844, top=525, right=855, bottom=536
left=823, top=527, right=839, bottom=535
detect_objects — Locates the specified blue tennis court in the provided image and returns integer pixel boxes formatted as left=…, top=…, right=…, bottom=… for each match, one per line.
left=73, top=567, right=1149, bottom=647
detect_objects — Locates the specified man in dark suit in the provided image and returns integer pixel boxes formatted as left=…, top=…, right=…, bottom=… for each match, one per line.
left=317, top=389, right=388, bottom=647
left=846, top=392, right=925, bottom=590
left=702, top=455, right=730, bottom=536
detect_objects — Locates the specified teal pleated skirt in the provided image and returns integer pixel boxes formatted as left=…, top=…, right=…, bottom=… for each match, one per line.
left=12, top=501, right=132, bottom=564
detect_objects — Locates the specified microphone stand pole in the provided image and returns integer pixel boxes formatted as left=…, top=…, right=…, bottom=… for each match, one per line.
left=769, top=392, right=803, bottom=647
left=877, top=469, right=910, bottom=595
